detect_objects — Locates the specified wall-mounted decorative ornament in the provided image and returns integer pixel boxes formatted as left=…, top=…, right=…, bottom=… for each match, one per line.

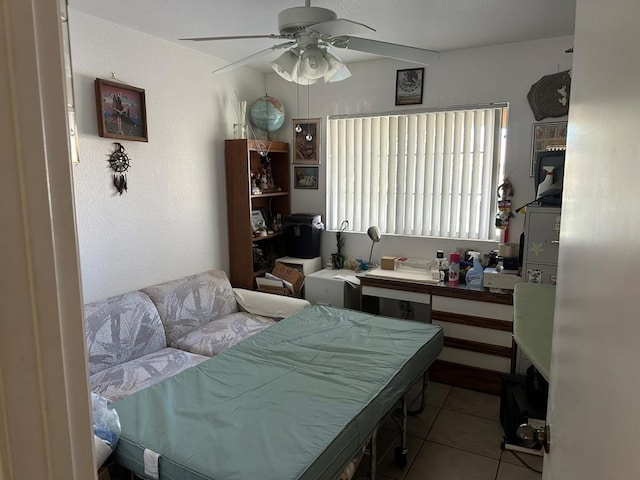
left=108, top=142, right=131, bottom=195
left=527, top=70, right=571, bottom=121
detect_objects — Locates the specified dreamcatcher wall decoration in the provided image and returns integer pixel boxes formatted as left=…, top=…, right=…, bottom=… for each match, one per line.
left=108, top=142, right=131, bottom=195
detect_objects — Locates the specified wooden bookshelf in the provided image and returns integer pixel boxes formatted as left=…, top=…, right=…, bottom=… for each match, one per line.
left=224, top=139, right=290, bottom=289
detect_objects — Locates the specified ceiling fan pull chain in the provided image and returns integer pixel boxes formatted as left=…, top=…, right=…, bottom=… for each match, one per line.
left=305, top=82, right=313, bottom=141
left=295, top=75, right=303, bottom=133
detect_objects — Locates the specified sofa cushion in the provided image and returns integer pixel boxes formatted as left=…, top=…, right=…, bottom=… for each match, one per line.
left=172, top=312, right=275, bottom=356
left=89, top=347, right=208, bottom=402
left=85, top=291, right=167, bottom=376
left=141, top=270, right=239, bottom=346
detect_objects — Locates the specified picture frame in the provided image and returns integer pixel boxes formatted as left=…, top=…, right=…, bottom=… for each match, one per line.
left=292, top=118, right=321, bottom=164
left=95, top=78, right=148, bottom=142
left=294, top=166, right=319, bottom=189
left=530, top=121, right=567, bottom=176
left=395, top=67, right=424, bottom=106
left=251, top=208, right=269, bottom=231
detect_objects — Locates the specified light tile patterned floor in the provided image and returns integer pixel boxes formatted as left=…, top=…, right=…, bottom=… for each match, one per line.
left=354, top=382, right=544, bottom=480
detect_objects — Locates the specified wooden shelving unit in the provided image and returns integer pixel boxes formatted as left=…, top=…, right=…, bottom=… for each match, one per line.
left=225, top=139, right=290, bottom=290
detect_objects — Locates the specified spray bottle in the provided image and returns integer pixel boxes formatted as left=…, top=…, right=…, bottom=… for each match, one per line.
left=449, top=252, right=460, bottom=286
left=465, top=251, right=484, bottom=287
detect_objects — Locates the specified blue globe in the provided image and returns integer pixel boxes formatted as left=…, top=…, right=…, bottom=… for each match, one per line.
left=250, top=95, right=285, bottom=132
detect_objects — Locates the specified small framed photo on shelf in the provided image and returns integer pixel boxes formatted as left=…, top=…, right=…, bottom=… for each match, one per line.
left=251, top=208, right=269, bottom=232
left=395, top=67, right=424, bottom=106
left=530, top=121, right=567, bottom=176
left=95, top=78, right=148, bottom=142
left=294, top=166, right=319, bottom=189
left=292, top=118, right=321, bottom=164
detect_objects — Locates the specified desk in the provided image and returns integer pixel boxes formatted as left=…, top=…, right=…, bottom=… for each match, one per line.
left=360, top=270, right=513, bottom=395
left=305, top=269, right=361, bottom=309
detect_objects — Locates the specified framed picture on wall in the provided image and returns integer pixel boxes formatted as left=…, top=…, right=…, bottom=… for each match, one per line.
left=530, top=121, right=567, bottom=176
left=95, top=78, right=148, bottom=142
left=292, top=118, right=321, bottom=164
left=294, top=166, right=319, bottom=189
left=395, top=67, right=424, bottom=105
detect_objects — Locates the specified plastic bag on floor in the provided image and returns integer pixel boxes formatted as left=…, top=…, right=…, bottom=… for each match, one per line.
left=91, top=392, right=121, bottom=468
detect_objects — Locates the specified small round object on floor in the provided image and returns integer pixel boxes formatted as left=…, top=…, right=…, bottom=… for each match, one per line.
left=394, top=446, right=408, bottom=468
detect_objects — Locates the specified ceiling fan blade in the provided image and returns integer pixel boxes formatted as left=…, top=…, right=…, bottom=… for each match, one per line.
left=333, top=36, right=440, bottom=65
left=181, top=33, right=289, bottom=42
left=308, top=18, right=375, bottom=37
left=213, top=41, right=295, bottom=74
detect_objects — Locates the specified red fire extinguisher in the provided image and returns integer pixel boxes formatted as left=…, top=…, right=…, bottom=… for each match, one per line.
left=496, top=178, right=514, bottom=243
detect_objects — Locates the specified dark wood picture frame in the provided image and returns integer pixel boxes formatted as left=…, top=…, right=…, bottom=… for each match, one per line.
left=294, top=166, right=319, bottom=189
left=395, top=67, right=425, bottom=106
left=95, top=78, right=148, bottom=142
left=292, top=118, right=320, bottom=164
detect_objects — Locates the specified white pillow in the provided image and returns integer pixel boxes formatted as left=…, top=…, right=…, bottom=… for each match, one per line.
left=233, top=288, right=310, bottom=319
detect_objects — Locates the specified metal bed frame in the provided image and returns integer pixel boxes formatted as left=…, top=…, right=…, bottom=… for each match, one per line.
left=344, top=370, right=430, bottom=480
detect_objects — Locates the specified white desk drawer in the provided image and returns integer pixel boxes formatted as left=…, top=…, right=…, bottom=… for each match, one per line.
left=361, top=286, right=431, bottom=305
left=439, top=347, right=512, bottom=373
left=431, top=295, right=513, bottom=321
left=432, top=320, right=512, bottom=347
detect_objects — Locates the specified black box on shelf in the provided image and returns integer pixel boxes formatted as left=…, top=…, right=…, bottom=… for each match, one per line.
left=284, top=213, right=323, bottom=259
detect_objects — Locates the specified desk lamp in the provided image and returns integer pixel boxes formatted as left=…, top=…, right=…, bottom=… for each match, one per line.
left=367, top=226, right=382, bottom=265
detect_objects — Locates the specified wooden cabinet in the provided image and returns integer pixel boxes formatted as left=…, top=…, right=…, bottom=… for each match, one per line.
left=225, top=139, right=290, bottom=290
left=360, top=276, right=513, bottom=395
left=429, top=288, right=513, bottom=395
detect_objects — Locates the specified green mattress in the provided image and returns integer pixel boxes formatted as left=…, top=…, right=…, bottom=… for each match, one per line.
left=112, top=305, right=443, bottom=480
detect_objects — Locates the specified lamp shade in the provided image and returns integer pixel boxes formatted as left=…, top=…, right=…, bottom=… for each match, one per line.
left=324, top=52, right=351, bottom=83
left=271, top=50, right=300, bottom=82
left=367, top=225, right=382, bottom=264
left=291, top=70, right=318, bottom=85
left=299, top=46, right=329, bottom=80
left=272, top=45, right=351, bottom=85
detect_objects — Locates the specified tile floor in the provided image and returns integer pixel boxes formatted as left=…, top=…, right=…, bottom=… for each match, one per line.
left=353, top=382, right=544, bottom=480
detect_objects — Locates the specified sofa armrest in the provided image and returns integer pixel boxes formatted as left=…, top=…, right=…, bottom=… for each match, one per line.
left=233, top=288, right=310, bottom=319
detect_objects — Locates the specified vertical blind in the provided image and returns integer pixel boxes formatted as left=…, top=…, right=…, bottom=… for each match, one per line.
left=326, top=106, right=506, bottom=240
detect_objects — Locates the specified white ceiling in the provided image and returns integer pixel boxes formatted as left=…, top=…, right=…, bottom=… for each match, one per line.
left=69, top=0, right=576, bottom=72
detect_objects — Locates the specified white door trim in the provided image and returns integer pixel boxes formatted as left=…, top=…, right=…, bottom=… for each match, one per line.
left=0, top=0, right=95, bottom=478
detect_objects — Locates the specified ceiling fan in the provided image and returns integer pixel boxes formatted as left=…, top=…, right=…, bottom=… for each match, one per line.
left=180, top=0, right=439, bottom=84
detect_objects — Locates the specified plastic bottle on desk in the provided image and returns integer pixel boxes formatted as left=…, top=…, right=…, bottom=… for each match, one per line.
left=465, top=251, right=484, bottom=286
left=449, top=252, right=460, bottom=285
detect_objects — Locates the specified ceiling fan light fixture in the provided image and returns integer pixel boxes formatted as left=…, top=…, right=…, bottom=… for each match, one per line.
left=326, top=64, right=351, bottom=83
left=299, top=46, right=329, bottom=80
left=291, top=65, right=318, bottom=85
left=271, top=50, right=300, bottom=82
left=323, top=52, right=351, bottom=83
left=187, top=1, right=441, bottom=81
left=296, top=76, right=319, bottom=86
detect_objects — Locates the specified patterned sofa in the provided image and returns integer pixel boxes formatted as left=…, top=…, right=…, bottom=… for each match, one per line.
left=85, top=270, right=310, bottom=402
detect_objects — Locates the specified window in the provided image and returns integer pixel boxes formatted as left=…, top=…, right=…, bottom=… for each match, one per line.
left=326, top=105, right=507, bottom=240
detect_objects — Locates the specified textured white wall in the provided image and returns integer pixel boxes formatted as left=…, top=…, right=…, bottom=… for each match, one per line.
left=266, top=36, right=573, bottom=265
left=69, top=10, right=265, bottom=302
